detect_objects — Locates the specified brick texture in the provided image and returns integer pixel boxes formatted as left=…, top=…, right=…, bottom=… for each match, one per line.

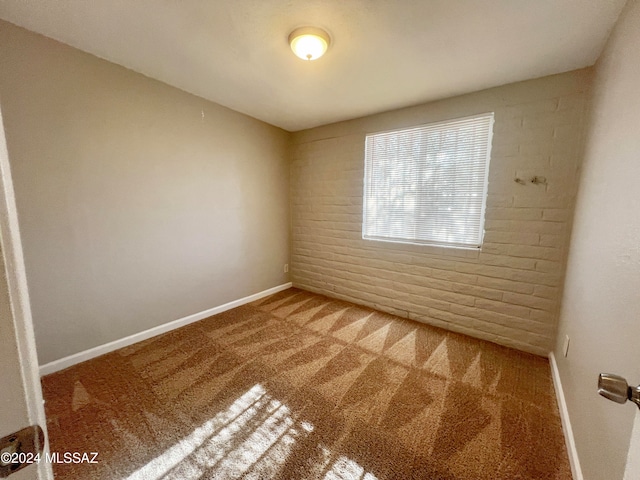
left=289, top=69, right=592, bottom=356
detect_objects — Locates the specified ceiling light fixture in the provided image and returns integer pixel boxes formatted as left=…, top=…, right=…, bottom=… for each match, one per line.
left=288, top=27, right=330, bottom=61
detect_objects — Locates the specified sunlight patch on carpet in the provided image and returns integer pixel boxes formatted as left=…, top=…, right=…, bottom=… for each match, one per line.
left=324, top=456, right=378, bottom=480
left=124, top=383, right=372, bottom=480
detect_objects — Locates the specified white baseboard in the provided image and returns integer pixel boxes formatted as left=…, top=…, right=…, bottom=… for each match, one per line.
left=39, top=282, right=292, bottom=377
left=549, top=351, right=583, bottom=480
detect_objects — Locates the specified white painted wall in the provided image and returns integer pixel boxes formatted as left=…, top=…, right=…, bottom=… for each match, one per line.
left=290, top=70, right=591, bottom=356
left=554, top=0, right=640, bottom=478
left=0, top=21, right=291, bottom=365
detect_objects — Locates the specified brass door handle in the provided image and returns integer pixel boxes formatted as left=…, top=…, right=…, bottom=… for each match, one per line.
left=0, top=425, right=45, bottom=478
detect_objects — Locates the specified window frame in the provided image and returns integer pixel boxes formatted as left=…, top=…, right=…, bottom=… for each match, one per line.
left=362, top=112, right=494, bottom=250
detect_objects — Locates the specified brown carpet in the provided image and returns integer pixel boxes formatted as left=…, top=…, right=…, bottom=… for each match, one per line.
left=42, top=288, right=571, bottom=479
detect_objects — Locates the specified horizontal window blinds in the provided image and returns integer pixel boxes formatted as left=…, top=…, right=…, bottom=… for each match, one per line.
left=363, top=113, right=494, bottom=248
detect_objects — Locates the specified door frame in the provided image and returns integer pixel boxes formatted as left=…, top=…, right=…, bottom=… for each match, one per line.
left=0, top=102, right=53, bottom=479
left=624, top=410, right=640, bottom=479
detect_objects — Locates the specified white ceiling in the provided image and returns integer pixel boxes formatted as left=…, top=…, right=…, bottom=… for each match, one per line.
left=0, top=0, right=627, bottom=131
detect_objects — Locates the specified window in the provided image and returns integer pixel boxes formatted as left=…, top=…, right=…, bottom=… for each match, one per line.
left=362, top=113, right=494, bottom=249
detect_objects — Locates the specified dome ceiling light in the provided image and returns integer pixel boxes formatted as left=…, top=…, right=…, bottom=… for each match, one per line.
left=288, top=27, right=331, bottom=61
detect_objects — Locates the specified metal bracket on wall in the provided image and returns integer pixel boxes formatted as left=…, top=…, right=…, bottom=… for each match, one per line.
left=530, top=175, right=547, bottom=185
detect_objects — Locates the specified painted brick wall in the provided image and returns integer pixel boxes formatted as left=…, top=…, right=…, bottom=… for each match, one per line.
left=289, top=69, right=592, bottom=356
